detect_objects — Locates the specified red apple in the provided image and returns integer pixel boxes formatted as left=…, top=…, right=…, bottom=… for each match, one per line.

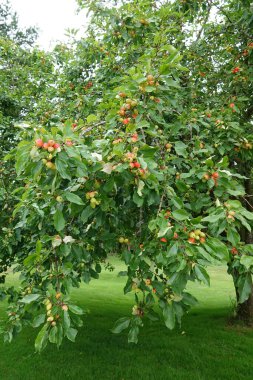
left=35, top=139, right=43, bottom=148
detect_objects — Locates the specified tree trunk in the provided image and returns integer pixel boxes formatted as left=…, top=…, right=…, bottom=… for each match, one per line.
left=235, top=175, right=253, bottom=322
left=237, top=292, right=253, bottom=323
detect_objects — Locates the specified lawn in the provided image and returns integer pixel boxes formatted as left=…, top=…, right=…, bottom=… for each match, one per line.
left=0, top=258, right=253, bottom=380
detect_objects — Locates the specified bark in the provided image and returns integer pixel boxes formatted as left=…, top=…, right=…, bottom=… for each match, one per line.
left=236, top=175, right=253, bottom=321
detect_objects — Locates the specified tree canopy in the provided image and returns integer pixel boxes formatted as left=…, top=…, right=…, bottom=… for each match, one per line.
left=0, top=0, right=253, bottom=351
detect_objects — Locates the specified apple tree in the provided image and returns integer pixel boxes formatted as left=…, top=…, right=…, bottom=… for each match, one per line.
left=1, top=0, right=253, bottom=351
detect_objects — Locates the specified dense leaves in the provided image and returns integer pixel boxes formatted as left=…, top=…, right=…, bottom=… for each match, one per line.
left=0, top=0, right=253, bottom=351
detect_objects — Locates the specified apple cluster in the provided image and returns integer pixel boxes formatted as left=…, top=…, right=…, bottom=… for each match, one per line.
left=188, top=229, right=206, bottom=244
left=118, top=237, right=129, bottom=244
left=35, top=138, right=60, bottom=152
left=202, top=171, right=219, bottom=186
left=45, top=293, right=68, bottom=327
left=86, top=191, right=100, bottom=208
left=117, top=95, right=138, bottom=125
left=139, top=74, right=159, bottom=93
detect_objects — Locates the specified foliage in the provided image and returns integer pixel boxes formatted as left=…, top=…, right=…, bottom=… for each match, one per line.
left=0, top=0, right=38, bottom=47
left=0, top=0, right=253, bottom=351
left=0, top=2, right=54, bottom=283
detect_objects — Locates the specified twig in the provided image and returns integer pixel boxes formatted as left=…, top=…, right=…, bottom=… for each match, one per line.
left=195, top=4, right=212, bottom=43
left=78, top=121, right=106, bottom=136
left=243, top=197, right=253, bottom=210
left=157, top=190, right=166, bottom=216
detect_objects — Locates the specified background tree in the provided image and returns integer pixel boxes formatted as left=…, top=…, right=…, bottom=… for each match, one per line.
left=0, top=1, right=54, bottom=283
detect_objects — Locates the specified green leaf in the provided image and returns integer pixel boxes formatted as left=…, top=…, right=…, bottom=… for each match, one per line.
left=133, top=192, right=144, bottom=207
left=196, top=246, right=219, bottom=264
left=227, top=227, right=240, bottom=246
left=128, top=325, right=139, bottom=344
left=241, top=210, right=253, bottom=221
left=49, top=326, right=58, bottom=344
left=63, top=310, right=71, bottom=330
left=65, top=192, right=85, bottom=205
left=182, top=292, right=198, bottom=306
left=36, top=240, right=42, bottom=254
left=87, top=114, right=98, bottom=123
left=167, top=243, right=178, bottom=256
left=163, top=303, right=175, bottom=330
left=23, top=253, right=40, bottom=267
left=35, top=324, right=48, bottom=352
left=206, top=238, right=229, bottom=262
left=55, top=157, right=71, bottom=180
left=21, top=294, right=40, bottom=304
left=174, top=141, right=187, bottom=157
left=238, top=273, right=252, bottom=304
left=172, top=209, right=189, bottom=221
left=53, top=209, right=65, bottom=232
left=194, top=265, right=210, bottom=286
left=66, top=328, right=78, bottom=342
left=81, top=206, right=95, bottom=222
left=68, top=304, right=84, bottom=315
left=158, top=225, right=171, bottom=237
left=111, top=317, right=130, bottom=334
left=32, top=314, right=46, bottom=328
left=137, top=180, right=145, bottom=196
left=202, top=213, right=224, bottom=223
left=240, top=256, right=253, bottom=270
left=236, top=215, right=251, bottom=232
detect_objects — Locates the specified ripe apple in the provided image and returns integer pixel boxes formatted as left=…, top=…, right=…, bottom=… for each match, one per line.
left=46, top=161, right=55, bottom=170
left=212, top=172, right=219, bottom=179
left=35, top=139, right=43, bottom=148
left=65, top=140, right=73, bottom=147
left=131, top=134, right=138, bottom=142
left=231, top=247, right=238, bottom=255
left=46, top=303, right=52, bottom=311
left=122, top=118, right=130, bottom=125
left=43, top=142, right=49, bottom=150
left=203, top=173, right=210, bottom=181
left=118, top=109, right=125, bottom=116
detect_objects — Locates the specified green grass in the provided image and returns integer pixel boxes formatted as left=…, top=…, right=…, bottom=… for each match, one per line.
left=1, top=258, right=253, bottom=380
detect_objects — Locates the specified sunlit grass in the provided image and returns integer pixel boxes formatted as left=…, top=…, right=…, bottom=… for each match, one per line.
left=0, top=258, right=253, bottom=380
